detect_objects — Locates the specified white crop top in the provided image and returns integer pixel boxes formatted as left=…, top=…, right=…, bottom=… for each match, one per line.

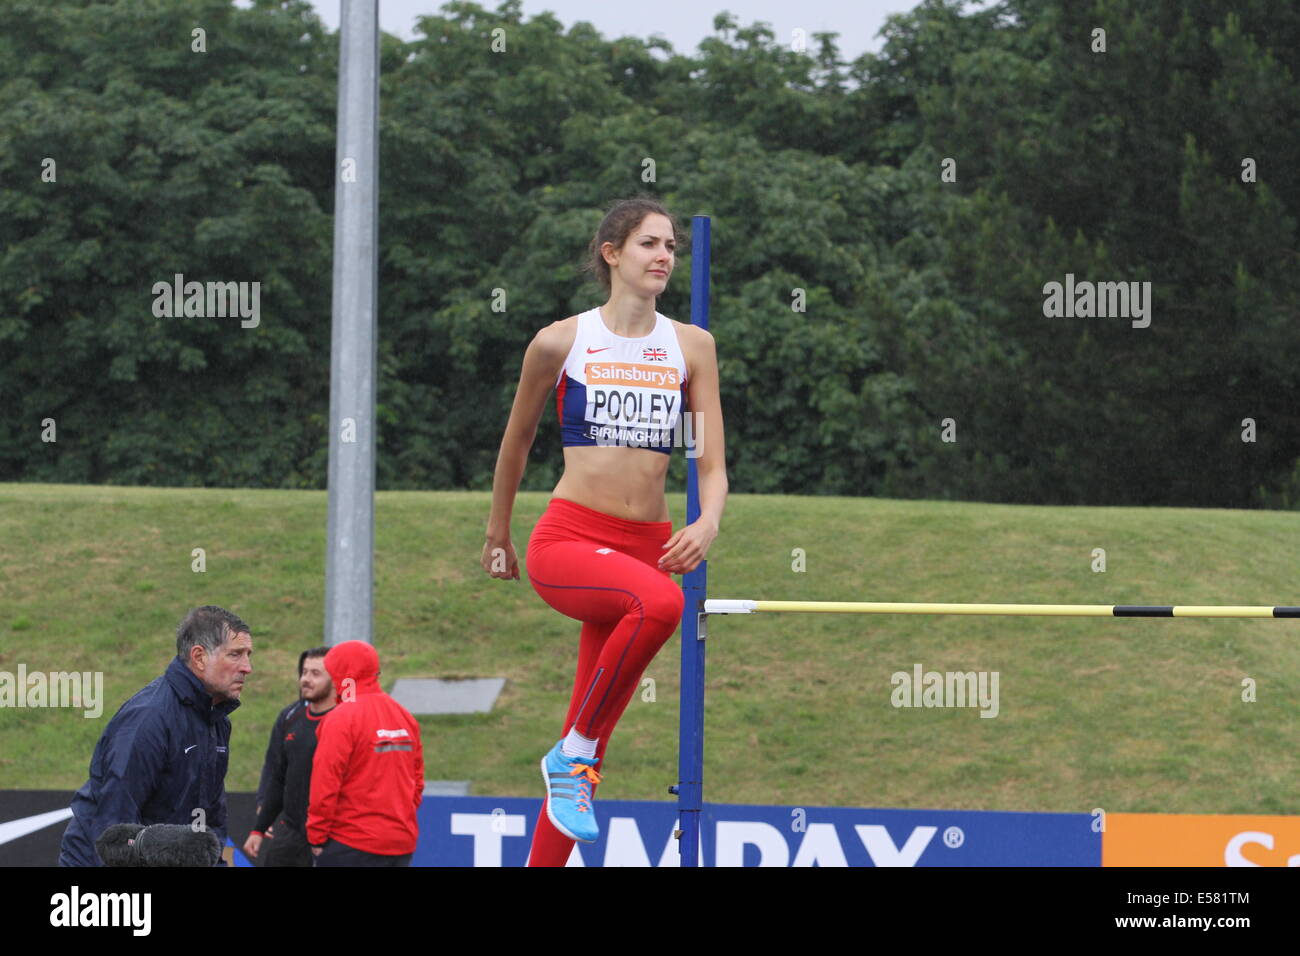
left=555, top=307, right=688, bottom=454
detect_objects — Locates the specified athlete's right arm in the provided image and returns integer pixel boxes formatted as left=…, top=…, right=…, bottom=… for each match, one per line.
left=482, top=322, right=571, bottom=580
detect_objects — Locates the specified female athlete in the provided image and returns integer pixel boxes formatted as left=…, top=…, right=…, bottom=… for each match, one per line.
left=480, top=197, right=727, bottom=866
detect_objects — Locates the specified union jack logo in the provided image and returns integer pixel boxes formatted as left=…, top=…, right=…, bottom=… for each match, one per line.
left=642, top=347, right=667, bottom=362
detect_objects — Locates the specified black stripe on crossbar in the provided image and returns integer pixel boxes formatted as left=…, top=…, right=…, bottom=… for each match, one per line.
left=1113, top=606, right=1174, bottom=617
left=1273, top=607, right=1300, bottom=617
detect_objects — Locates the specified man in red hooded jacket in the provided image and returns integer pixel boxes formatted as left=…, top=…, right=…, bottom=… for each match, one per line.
left=306, top=640, right=424, bottom=866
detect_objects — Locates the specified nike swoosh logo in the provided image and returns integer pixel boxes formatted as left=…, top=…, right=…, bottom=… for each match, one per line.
left=586, top=347, right=610, bottom=353
left=0, top=808, right=74, bottom=846
left=185, top=745, right=198, bottom=753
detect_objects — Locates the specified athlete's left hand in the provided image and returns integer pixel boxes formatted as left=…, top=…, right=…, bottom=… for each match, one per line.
left=658, top=519, right=718, bottom=574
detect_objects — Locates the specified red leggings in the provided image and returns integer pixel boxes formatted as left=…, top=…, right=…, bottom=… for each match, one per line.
left=524, top=496, right=685, bottom=866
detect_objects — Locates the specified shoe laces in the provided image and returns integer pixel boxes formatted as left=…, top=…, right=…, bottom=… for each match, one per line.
left=568, top=762, right=602, bottom=813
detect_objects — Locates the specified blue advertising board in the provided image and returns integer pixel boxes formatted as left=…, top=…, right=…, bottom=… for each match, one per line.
left=407, top=797, right=1100, bottom=867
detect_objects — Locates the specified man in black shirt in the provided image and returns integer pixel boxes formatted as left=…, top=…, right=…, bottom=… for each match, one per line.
left=244, top=647, right=335, bottom=867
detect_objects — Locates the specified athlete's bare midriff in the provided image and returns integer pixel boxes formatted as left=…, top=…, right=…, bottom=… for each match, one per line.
left=552, top=445, right=672, bottom=522
left=548, top=314, right=693, bottom=523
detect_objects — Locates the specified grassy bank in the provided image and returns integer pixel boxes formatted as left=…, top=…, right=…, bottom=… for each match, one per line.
left=1, top=483, right=1296, bottom=815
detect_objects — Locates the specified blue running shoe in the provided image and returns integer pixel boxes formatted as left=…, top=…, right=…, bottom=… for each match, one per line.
left=540, top=740, right=602, bottom=843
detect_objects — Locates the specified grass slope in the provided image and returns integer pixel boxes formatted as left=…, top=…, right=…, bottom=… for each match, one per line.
left=1, top=484, right=1296, bottom=815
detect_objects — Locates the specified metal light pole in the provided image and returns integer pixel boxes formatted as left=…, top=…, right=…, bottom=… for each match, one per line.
left=325, top=0, right=379, bottom=646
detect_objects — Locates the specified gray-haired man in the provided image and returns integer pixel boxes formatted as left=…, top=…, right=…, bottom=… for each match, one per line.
left=59, top=605, right=253, bottom=866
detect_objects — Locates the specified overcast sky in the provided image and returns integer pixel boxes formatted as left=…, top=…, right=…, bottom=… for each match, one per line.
left=283, top=0, right=969, bottom=63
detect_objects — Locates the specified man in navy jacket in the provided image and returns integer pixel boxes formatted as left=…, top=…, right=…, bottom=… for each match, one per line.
left=59, top=605, right=253, bottom=866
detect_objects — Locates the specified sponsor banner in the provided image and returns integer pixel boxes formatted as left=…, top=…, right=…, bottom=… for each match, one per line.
left=412, top=797, right=1099, bottom=867
left=1103, top=813, right=1300, bottom=867
left=0, top=791, right=1095, bottom=867
left=23, top=792, right=1291, bottom=866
